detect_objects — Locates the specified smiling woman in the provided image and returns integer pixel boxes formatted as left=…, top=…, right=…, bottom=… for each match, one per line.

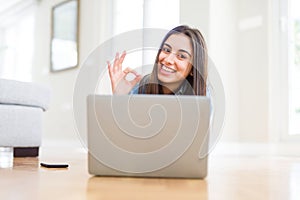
left=157, top=33, right=193, bottom=93
left=107, top=25, right=208, bottom=96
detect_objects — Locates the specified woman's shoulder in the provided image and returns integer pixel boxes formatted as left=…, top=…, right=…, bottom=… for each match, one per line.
left=140, top=74, right=151, bottom=83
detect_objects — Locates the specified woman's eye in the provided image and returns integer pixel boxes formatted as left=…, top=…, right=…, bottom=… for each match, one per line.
left=177, top=53, right=187, bottom=60
left=162, top=47, right=171, bottom=53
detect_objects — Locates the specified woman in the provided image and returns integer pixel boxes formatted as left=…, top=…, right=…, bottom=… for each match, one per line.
left=107, top=25, right=208, bottom=96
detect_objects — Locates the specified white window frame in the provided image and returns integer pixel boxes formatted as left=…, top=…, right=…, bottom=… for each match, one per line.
left=271, top=0, right=300, bottom=141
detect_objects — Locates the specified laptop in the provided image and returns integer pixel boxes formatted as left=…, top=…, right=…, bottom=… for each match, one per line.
left=87, top=94, right=210, bottom=179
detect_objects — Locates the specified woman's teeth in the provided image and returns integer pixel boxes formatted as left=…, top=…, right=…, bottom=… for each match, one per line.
left=162, top=65, right=176, bottom=73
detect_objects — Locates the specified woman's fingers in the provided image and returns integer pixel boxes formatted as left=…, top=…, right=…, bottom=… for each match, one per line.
left=123, top=67, right=142, bottom=86
left=107, top=51, right=125, bottom=76
left=118, top=51, right=126, bottom=69
left=123, top=67, right=140, bottom=77
left=123, top=67, right=139, bottom=76
left=107, top=52, right=142, bottom=94
left=112, top=52, right=119, bottom=72
left=122, top=67, right=131, bottom=74
left=130, top=74, right=142, bottom=85
left=107, top=61, right=114, bottom=78
left=107, top=60, right=111, bottom=70
left=112, top=51, right=126, bottom=72
left=108, top=53, right=139, bottom=78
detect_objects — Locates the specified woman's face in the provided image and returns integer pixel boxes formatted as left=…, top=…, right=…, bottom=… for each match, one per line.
left=157, top=33, right=193, bottom=92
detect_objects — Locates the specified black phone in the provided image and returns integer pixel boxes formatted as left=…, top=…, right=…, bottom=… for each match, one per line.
left=40, top=162, right=69, bottom=168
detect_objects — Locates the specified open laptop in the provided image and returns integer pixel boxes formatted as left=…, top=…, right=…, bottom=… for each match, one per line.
left=87, top=94, right=210, bottom=179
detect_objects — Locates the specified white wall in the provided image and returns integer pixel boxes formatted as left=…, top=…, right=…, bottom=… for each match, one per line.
left=268, top=0, right=289, bottom=142
left=209, top=0, right=239, bottom=142
left=33, top=0, right=112, bottom=141
left=180, top=0, right=210, bottom=41
left=237, top=0, right=270, bottom=142
left=33, top=0, right=77, bottom=140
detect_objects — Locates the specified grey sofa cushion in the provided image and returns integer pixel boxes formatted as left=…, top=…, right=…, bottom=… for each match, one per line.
left=0, top=79, right=51, bottom=111
left=0, top=104, right=42, bottom=147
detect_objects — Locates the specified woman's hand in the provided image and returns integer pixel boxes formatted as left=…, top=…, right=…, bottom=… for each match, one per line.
left=107, top=51, right=142, bottom=94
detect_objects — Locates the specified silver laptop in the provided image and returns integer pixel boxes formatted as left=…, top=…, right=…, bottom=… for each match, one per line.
left=87, top=94, right=210, bottom=179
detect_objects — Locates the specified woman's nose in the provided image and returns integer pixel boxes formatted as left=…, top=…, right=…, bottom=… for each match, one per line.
left=164, top=52, right=176, bottom=64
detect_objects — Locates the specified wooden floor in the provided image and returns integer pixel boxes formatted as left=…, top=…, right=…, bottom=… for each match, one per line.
left=1, top=140, right=300, bottom=200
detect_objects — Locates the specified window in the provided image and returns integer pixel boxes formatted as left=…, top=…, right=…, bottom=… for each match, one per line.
left=112, top=0, right=179, bottom=35
left=0, top=0, right=36, bottom=82
left=97, top=0, right=179, bottom=94
left=288, top=0, right=300, bottom=135
left=112, top=0, right=179, bottom=75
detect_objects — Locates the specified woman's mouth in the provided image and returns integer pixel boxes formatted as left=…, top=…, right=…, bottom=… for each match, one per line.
left=161, top=65, right=176, bottom=73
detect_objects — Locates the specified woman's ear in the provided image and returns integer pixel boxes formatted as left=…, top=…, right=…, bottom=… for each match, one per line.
left=190, top=71, right=194, bottom=76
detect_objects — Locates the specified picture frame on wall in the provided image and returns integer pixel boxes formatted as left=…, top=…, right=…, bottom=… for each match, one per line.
left=50, top=0, right=79, bottom=72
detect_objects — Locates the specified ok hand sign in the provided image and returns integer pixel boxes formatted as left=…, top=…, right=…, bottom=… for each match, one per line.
left=107, top=51, right=142, bottom=94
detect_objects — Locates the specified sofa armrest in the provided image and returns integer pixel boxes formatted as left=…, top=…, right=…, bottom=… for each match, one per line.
left=0, top=79, right=51, bottom=111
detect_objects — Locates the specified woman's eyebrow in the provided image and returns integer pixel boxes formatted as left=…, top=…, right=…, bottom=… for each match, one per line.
left=178, top=49, right=192, bottom=57
left=163, top=43, right=172, bottom=48
left=163, top=43, right=192, bottom=57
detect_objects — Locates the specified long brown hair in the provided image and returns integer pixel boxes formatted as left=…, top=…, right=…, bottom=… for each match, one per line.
left=139, top=25, right=208, bottom=96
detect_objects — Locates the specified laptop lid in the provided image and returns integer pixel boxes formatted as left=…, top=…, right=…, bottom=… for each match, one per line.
left=87, top=94, right=210, bottom=179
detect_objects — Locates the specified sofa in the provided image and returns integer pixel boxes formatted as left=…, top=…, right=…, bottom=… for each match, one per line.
left=0, top=79, right=51, bottom=157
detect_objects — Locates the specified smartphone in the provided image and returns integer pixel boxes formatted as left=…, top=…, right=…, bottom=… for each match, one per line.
left=40, top=162, right=69, bottom=168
